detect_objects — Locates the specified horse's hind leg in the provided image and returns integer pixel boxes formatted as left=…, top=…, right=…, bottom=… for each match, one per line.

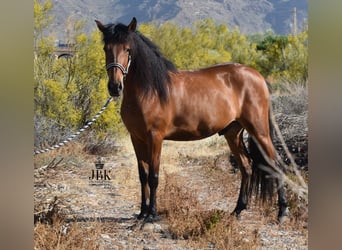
left=276, top=175, right=289, bottom=222
left=223, top=121, right=252, bottom=219
left=245, top=122, right=288, bottom=222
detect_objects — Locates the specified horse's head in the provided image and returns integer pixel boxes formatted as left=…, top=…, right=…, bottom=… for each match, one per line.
left=95, top=18, right=137, bottom=97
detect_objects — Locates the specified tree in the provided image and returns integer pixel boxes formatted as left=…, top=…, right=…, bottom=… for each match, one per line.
left=34, top=0, right=53, bottom=48
left=139, top=19, right=233, bottom=70
left=255, top=31, right=308, bottom=84
left=34, top=0, right=124, bottom=147
left=34, top=0, right=55, bottom=115
left=282, top=30, right=308, bottom=83
left=256, top=34, right=289, bottom=78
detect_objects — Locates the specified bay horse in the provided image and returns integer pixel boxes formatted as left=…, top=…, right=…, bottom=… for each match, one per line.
left=95, top=17, right=288, bottom=222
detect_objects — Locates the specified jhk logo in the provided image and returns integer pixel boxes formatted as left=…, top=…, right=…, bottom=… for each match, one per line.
left=89, top=169, right=111, bottom=180
left=89, top=157, right=112, bottom=185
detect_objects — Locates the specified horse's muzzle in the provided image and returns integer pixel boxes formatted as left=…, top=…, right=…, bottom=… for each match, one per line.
left=108, top=81, right=123, bottom=97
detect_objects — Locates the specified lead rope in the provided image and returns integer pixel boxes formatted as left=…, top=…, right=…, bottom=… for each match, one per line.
left=34, top=97, right=113, bottom=155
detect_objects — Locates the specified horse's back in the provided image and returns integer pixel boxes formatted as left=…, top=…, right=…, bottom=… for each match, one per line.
left=209, top=62, right=269, bottom=100
left=176, top=62, right=268, bottom=101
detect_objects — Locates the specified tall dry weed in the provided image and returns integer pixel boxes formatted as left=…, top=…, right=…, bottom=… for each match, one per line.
left=159, top=173, right=261, bottom=249
left=34, top=217, right=101, bottom=250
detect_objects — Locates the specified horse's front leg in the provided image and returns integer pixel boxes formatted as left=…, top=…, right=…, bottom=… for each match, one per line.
left=138, top=161, right=149, bottom=220
left=146, top=131, right=163, bottom=221
left=130, top=136, right=149, bottom=220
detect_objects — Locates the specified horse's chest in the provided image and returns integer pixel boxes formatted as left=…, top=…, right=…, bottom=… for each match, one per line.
left=120, top=99, right=169, bottom=139
left=120, top=100, right=154, bottom=137
left=120, top=103, right=144, bottom=128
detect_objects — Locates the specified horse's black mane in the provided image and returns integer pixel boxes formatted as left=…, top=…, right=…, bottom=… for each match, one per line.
left=101, top=22, right=178, bottom=102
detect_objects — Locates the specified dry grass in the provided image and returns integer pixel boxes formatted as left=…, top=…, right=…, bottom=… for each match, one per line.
left=34, top=142, right=100, bottom=249
left=286, top=171, right=309, bottom=228
left=158, top=137, right=308, bottom=249
left=159, top=173, right=261, bottom=249
left=272, top=82, right=308, bottom=170
left=34, top=138, right=308, bottom=249
left=34, top=216, right=101, bottom=250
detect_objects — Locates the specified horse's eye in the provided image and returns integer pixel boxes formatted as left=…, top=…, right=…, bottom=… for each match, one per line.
left=125, top=48, right=131, bottom=53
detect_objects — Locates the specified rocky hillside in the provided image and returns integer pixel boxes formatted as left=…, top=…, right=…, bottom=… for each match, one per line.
left=48, top=0, right=307, bottom=41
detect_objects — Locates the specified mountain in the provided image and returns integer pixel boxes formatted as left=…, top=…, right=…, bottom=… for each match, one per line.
left=48, top=0, right=308, bottom=42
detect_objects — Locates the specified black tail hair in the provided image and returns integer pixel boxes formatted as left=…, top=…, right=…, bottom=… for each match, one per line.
left=248, top=81, right=276, bottom=204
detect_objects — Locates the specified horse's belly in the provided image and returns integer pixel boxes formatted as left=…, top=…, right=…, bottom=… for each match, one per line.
left=165, top=131, right=216, bottom=141
left=164, top=118, right=226, bottom=141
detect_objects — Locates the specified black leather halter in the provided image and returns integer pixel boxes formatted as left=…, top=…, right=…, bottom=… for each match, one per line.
left=106, top=54, right=131, bottom=77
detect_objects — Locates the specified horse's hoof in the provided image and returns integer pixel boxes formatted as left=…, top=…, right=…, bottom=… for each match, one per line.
left=137, top=212, right=147, bottom=220
left=144, top=214, right=161, bottom=223
left=278, top=207, right=289, bottom=224
left=278, top=214, right=290, bottom=224
left=230, top=210, right=241, bottom=220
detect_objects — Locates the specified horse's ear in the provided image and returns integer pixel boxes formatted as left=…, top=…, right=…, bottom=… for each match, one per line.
left=128, top=17, right=137, bottom=32
left=95, top=20, right=105, bottom=32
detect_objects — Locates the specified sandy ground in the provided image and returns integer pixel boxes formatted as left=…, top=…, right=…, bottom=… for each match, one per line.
left=34, top=136, right=308, bottom=249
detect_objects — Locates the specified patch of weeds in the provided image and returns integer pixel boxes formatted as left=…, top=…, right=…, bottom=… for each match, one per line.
left=159, top=173, right=262, bottom=249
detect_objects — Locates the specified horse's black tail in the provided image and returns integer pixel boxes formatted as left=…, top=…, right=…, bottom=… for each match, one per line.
left=248, top=82, right=277, bottom=204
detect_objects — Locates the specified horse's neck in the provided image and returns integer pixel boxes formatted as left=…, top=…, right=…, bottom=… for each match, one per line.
left=123, top=76, right=162, bottom=103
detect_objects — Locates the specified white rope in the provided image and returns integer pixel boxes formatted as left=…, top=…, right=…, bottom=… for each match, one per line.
left=34, top=97, right=113, bottom=155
